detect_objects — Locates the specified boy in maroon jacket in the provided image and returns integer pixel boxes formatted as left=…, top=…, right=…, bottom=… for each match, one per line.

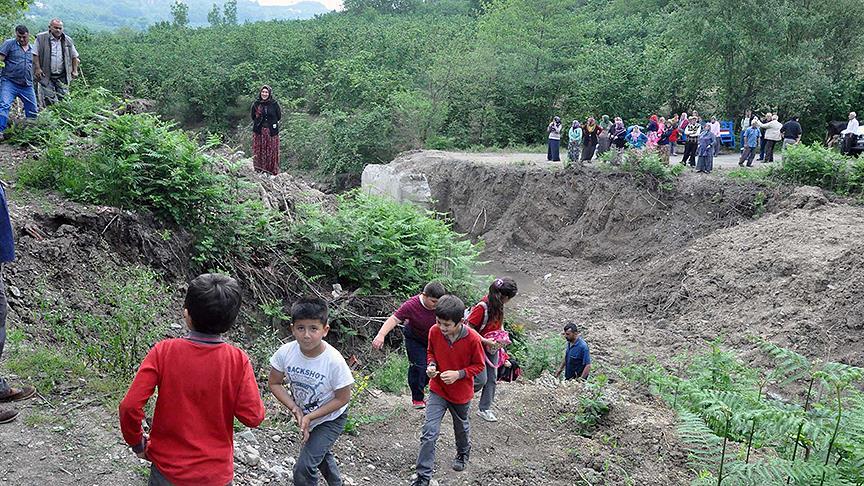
left=412, top=295, right=485, bottom=486
left=119, top=273, right=265, bottom=486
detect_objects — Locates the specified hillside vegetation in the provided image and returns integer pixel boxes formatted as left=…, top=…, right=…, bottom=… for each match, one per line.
left=73, top=0, right=864, bottom=178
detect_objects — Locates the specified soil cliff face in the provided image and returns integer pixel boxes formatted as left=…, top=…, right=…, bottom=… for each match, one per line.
left=383, top=151, right=782, bottom=263
left=372, top=151, right=864, bottom=367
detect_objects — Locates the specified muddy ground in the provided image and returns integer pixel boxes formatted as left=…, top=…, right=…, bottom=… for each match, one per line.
left=1, top=146, right=862, bottom=485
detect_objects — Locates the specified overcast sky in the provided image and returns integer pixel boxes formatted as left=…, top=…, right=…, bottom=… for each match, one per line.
left=257, top=0, right=344, bottom=10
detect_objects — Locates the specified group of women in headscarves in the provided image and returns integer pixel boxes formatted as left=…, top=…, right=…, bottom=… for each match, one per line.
left=550, top=115, right=616, bottom=165
left=548, top=111, right=721, bottom=172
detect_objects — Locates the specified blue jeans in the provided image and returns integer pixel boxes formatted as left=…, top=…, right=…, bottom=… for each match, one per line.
left=0, top=79, right=38, bottom=133
left=403, top=327, right=429, bottom=402
left=294, top=412, right=347, bottom=486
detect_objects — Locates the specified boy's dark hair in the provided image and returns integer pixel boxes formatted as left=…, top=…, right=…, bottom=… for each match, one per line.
left=184, top=273, right=242, bottom=334
left=434, top=294, right=465, bottom=323
left=291, top=296, right=329, bottom=325
left=563, top=322, right=579, bottom=334
left=422, top=281, right=446, bottom=299
left=15, top=25, right=28, bottom=35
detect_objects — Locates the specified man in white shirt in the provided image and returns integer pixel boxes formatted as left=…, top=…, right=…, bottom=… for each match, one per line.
left=842, top=112, right=859, bottom=155
left=32, top=18, right=80, bottom=107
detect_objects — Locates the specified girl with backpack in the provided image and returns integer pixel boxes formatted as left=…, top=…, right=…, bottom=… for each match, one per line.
left=468, top=277, right=518, bottom=423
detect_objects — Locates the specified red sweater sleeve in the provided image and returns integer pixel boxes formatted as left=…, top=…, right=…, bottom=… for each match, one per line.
left=426, top=326, right=437, bottom=365
left=233, top=357, right=266, bottom=428
left=119, top=347, right=159, bottom=447
left=463, top=334, right=486, bottom=379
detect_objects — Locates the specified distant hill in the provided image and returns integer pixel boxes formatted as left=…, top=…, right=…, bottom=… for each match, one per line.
left=22, top=0, right=331, bottom=32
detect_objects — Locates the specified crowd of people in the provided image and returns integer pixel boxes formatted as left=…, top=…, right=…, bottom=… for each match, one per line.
left=547, top=110, right=810, bottom=174
left=0, top=20, right=81, bottom=141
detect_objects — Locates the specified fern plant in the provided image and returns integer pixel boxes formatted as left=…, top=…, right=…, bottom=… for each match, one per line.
left=623, top=338, right=864, bottom=485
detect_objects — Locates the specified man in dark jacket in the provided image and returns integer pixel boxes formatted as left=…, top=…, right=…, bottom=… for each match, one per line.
left=32, top=18, right=80, bottom=107
left=781, top=116, right=802, bottom=150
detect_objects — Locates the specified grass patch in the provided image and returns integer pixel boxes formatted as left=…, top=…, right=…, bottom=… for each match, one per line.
left=509, top=336, right=562, bottom=380
left=3, top=345, right=91, bottom=395
left=369, top=352, right=409, bottom=394
left=725, top=166, right=774, bottom=182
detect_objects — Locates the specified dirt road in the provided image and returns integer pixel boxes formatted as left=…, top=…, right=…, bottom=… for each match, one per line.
left=440, top=149, right=781, bottom=170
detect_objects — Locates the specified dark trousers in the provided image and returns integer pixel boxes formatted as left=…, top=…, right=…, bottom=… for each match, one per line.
left=759, top=136, right=767, bottom=159
left=682, top=140, right=698, bottom=166
left=0, top=265, right=8, bottom=395
left=403, top=328, right=429, bottom=402
left=294, top=412, right=348, bottom=486
left=764, top=139, right=777, bottom=163
left=740, top=146, right=757, bottom=166
left=547, top=139, right=560, bottom=161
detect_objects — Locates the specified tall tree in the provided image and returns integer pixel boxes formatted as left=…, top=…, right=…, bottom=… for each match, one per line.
left=223, top=0, right=238, bottom=25
left=170, top=0, right=189, bottom=28
left=207, top=3, right=222, bottom=26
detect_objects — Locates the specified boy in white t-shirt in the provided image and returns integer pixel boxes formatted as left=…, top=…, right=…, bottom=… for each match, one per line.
left=269, top=296, right=354, bottom=486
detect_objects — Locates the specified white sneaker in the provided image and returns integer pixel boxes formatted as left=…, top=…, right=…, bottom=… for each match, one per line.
left=477, top=409, right=498, bottom=422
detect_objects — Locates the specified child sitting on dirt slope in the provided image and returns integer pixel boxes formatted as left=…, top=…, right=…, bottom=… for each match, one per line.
left=269, top=296, right=355, bottom=486
left=413, top=295, right=485, bottom=486
left=119, top=273, right=266, bottom=485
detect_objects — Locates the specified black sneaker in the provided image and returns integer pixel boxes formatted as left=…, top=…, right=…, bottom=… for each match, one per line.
left=411, top=477, right=430, bottom=486
left=452, top=452, right=469, bottom=472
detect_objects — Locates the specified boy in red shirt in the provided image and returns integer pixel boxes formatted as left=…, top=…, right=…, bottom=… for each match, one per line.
left=119, top=273, right=266, bottom=486
left=412, top=295, right=485, bottom=486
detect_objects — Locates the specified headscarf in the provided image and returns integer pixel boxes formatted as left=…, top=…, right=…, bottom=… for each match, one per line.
left=571, top=120, right=581, bottom=130
left=600, top=114, right=611, bottom=130
left=553, top=116, right=561, bottom=123
left=257, top=85, right=274, bottom=103
left=586, top=117, right=597, bottom=133
left=612, top=117, right=626, bottom=136
left=650, top=114, right=658, bottom=123
left=631, top=125, right=642, bottom=137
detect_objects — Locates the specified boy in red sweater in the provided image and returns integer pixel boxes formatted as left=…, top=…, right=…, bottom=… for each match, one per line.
left=412, top=295, right=485, bottom=486
left=119, top=273, right=266, bottom=486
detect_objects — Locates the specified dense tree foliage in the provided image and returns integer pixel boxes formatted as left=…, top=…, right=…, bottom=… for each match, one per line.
left=79, top=0, right=864, bottom=176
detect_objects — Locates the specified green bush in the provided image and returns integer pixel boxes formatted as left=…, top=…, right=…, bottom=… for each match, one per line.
left=509, top=336, right=562, bottom=380
left=370, top=352, right=409, bottom=394
left=39, top=267, right=169, bottom=380
left=622, top=339, right=864, bottom=485
left=774, top=144, right=849, bottom=193
left=292, top=190, right=481, bottom=296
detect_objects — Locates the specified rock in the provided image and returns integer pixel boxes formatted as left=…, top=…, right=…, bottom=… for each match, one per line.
left=271, top=434, right=281, bottom=443
left=344, top=477, right=357, bottom=486
left=283, top=456, right=296, bottom=468
left=245, top=450, right=260, bottom=467
left=361, top=162, right=432, bottom=208
left=268, top=464, right=290, bottom=482
left=237, top=429, right=258, bottom=444
left=366, top=464, right=376, bottom=470
left=8, top=285, right=20, bottom=298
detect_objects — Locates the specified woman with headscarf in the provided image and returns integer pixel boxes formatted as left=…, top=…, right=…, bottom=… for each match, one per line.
left=597, top=115, right=613, bottom=156
left=646, top=115, right=660, bottom=149
left=696, top=127, right=716, bottom=173
left=547, top=116, right=562, bottom=162
left=610, top=117, right=627, bottom=164
left=251, top=85, right=282, bottom=175
left=581, top=117, right=602, bottom=162
left=626, top=125, right=648, bottom=149
left=567, top=120, right=582, bottom=165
